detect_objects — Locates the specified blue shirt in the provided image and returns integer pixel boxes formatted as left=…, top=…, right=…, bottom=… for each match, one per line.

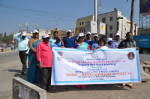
left=91, top=42, right=99, bottom=49
left=146, top=0, right=150, bottom=11
left=53, top=42, right=61, bottom=47
left=111, top=40, right=121, bottom=48
left=62, top=37, right=76, bottom=48
left=84, top=39, right=94, bottom=46
left=49, top=38, right=56, bottom=48
left=14, top=33, right=29, bottom=54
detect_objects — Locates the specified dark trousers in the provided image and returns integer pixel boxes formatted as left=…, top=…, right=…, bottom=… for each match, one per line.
left=40, top=67, right=52, bottom=90
left=19, top=51, right=27, bottom=72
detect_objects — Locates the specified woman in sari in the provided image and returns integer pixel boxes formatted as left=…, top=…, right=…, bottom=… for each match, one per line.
left=27, top=30, right=41, bottom=83
left=72, top=33, right=91, bottom=89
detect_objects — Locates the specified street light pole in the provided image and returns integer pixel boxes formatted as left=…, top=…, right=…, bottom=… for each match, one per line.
left=54, top=17, right=61, bottom=29
left=94, top=0, right=97, bottom=21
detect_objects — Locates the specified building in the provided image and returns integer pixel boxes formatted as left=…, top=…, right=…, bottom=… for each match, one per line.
left=50, top=30, right=68, bottom=38
left=74, top=15, right=94, bottom=36
left=97, top=11, right=138, bottom=39
left=38, top=29, right=51, bottom=40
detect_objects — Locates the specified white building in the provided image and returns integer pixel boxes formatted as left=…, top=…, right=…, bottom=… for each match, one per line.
left=97, top=11, right=138, bottom=39
left=38, top=29, right=51, bottom=40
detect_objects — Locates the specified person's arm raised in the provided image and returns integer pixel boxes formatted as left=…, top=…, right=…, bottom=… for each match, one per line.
left=58, top=36, right=64, bottom=48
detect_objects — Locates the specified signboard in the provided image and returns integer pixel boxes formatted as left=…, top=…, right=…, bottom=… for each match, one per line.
left=140, top=0, right=150, bottom=16
left=99, top=22, right=106, bottom=35
left=51, top=48, right=141, bottom=85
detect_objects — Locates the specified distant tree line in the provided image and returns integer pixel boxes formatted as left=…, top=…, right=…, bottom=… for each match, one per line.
left=0, top=32, right=14, bottom=45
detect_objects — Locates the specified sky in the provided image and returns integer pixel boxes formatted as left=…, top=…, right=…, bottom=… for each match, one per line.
left=0, top=0, right=139, bottom=35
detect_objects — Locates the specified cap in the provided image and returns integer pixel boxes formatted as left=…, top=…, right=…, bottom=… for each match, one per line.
left=22, top=32, right=27, bottom=36
left=86, top=32, right=91, bottom=35
left=67, top=30, right=71, bottom=33
left=77, top=33, right=85, bottom=40
left=106, top=38, right=113, bottom=43
left=42, top=34, right=49, bottom=38
left=33, top=30, right=39, bottom=34
left=93, top=35, right=98, bottom=37
left=78, top=33, right=85, bottom=37
left=115, top=33, right=120, bottom=36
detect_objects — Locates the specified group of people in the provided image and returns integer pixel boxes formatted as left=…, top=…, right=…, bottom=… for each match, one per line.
left=14, top=29, right=138, bottom=92
left=11, top=44, right=16, bottom=50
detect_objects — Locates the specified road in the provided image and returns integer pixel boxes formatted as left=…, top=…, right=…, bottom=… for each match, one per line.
left=139, top=53, right=150, bottom=61
left=0, top=51, right=26, bottom=99
left=0, top=51, right=150, bottom=99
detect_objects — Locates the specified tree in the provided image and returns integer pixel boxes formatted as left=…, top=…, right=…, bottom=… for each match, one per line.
left=4, top=32, right=7, bottom=43
left=127, top=0, right=135, bottom=34
left=4, top=32, right=6, bottom=37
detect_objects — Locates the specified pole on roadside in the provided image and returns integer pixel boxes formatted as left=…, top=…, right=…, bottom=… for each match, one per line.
left=94, top=0, right=97, bottom=21
left=130, top=0, right=135, bottom=34
left=54, top=17, right=61, bottom=29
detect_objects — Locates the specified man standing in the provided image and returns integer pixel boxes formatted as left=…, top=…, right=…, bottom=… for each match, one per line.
left=91, top=35, right=99, bottom=50
left=111, top=33, right=121, bottom=48
left=106, top=38, right=113, bottom=48
left=118, top=32, right=139, bottom=89
left=84, top=32, right=94, bottom=46
left=62, top=30, right=76, bottom=48
left=49, top=31, right=64, bottom=48
left=36, top=34, right=53, bottom=92
left=14, top=32, right=29, bottom=75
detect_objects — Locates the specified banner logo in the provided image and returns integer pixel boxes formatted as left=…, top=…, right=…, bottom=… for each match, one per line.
left=128, top=52, right=135, bottom=60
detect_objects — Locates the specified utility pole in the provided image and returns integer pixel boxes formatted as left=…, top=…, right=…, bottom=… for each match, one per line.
left=36, top=24, right=38, bottom=30
left=26, top=22, right=29, bottom=32
left=24, top=22, right=26, bottom=31
left=127, top=0, right=135, bottom=34
left=94, top=0, right=97, bottom=21
left=54, top=17, right=61, bottom=29
left=19, top=23, right=21, bottom=32
left=130, top=0, right=135, bottom=34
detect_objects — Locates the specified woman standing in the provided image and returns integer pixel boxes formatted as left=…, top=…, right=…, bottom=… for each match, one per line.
left=72, top=33, right=90, bottom=50
left=27, top=30, right=41, bottom=83
left=72, top=33, right=91, bottom=89
left=93, top=39, right=108, bottom=51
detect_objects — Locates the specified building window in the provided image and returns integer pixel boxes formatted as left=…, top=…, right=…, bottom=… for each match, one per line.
left=80, top=29, right=83, bottom=32
left=80, top=22, right=81, bottom=25
left=80, top=29, right=81, bottom=32
left=110, top=26, right=113, bottom=30
left=82, top=22, right=84, bottom=25
left=110, top=17, right=113, bottom=21
left=102, top=18, right=106, bottom=23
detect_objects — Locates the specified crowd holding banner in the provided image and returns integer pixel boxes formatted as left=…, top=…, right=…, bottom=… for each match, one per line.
left=14, top=29, right=140, bottom=92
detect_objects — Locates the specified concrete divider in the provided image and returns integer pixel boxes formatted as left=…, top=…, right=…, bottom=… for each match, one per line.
left=13, top=77, right=47, bottom=99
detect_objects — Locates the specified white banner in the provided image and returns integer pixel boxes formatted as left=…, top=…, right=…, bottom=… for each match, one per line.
left=51, top=48, right=141, bottom=85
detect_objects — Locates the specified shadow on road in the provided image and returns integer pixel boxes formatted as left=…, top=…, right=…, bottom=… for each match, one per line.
left=6, top=69, right=21, bottom=73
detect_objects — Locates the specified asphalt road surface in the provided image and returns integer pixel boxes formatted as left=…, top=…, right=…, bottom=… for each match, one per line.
left=0, top=51, right=26, bottom=99
left=0, top=51, right=150, bottom=99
